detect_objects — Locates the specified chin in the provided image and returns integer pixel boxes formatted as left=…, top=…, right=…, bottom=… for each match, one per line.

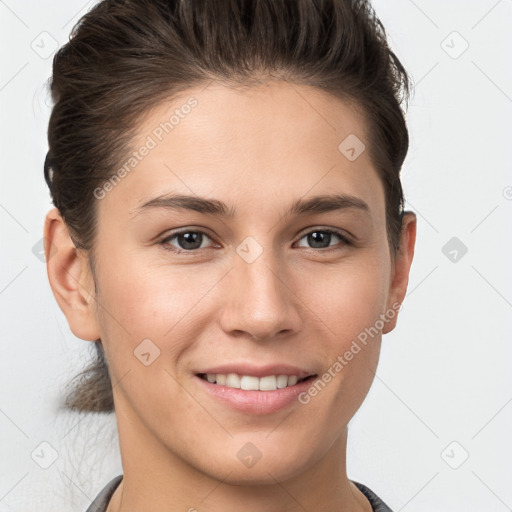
left=199, top=444, right=314, bottom=486
left=212, top=462, right=303, bottom=486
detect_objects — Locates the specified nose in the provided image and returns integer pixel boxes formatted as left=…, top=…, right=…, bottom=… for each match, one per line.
left=219, top=246, right=303, bottom=341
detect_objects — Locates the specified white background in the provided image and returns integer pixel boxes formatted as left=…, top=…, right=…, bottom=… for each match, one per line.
left=1, top=0, right=511, bottom=510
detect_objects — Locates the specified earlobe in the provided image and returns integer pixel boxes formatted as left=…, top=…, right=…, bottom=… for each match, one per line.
left=382, top=211, right=417, bottom=334
left=43, top=208, right=100, bottom=341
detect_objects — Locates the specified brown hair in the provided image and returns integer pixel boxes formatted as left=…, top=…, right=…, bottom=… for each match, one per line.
left=44, top=0, right=411, bottom=413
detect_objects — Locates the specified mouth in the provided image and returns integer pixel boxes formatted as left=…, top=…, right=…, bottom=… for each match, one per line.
left=196, top=372, right=317, bottom=391
left=194, top=367, right=319, bottom=414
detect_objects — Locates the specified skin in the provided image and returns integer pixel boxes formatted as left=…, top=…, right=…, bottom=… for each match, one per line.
left=44, top=80, right=416, bottom=512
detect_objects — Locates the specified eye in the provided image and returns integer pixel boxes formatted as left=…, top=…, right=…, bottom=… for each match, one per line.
left=159, top=227, right=351, bottom=255
left=160, top=229, right=216, bottom=254
left=295, top=228, right=351, bottom=250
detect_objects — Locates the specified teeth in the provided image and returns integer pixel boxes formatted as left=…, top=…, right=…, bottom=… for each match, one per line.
left=258, top=375, right=276, bottom=391
left=287, top=375, right=298, bottom=386
left=226, top=373, right=240, bottom=388
left=276, top=375, right=289, bottom=388
left=202, top=373, right=306, bottom=391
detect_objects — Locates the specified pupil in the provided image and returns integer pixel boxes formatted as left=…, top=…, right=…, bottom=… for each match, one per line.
left=179, top=232, right=201, bottom=250
left=308, top=231, right=331, bottom=249
left=176, top=231, right=332, bottom=250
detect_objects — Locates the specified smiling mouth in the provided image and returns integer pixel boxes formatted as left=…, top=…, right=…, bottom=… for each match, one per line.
left=196, top=373, right=317, bottom=391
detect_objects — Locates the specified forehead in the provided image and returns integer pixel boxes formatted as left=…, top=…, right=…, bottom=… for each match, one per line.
left=99, top=80, right=385, bottom=223
left=137, top=80, right=370, bottom=163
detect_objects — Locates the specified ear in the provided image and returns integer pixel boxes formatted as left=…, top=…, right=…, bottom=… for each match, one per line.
left=43, top=207, right=101, bottom=341
left=382, top=211, right=417, bottom=334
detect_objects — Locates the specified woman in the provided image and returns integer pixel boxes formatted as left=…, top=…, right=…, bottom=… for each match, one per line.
left=43, top=0, right=416, bottom=510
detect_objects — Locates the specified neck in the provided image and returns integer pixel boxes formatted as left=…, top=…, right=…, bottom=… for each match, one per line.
left=107, top=405, right=372, bottom=512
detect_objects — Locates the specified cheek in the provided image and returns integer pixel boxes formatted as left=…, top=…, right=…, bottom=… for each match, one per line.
left=97, top=255, right=211, bottom=335
left=301, top=255, right=388, bottom=393
left=295, top=268, right=386, bottom=421
left=92, top=258, right=207, bottom=419
left=93, top=254, right=225, bottom=390
left=303, top=255, right=390, bottom=340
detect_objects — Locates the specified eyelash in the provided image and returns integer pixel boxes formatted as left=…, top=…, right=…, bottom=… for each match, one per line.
left=158, top=227, right=352, bottom=255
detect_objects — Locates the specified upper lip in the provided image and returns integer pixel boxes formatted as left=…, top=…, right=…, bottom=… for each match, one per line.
left=196, top=364, right=314, bottom=380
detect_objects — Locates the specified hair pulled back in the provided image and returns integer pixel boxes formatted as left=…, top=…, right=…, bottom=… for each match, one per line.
left=45, top=0, right=411, bottom=413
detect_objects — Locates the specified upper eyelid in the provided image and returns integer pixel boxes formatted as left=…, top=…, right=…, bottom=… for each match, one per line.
left=161, top=228, right=217, bottom=244
left=296, top=226, right=349, bottom=239
left=161, top=226, right=350, bottom=247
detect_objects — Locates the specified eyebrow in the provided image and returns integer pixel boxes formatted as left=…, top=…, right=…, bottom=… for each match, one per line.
left=130, top=192, right=370, bottom=219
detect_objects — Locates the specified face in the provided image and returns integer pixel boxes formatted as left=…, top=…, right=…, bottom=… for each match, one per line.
left=57, top=81, right=414, bottom=485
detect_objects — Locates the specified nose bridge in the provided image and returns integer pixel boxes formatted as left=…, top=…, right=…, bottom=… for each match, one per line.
left=220, top=236, right=301, bottom=340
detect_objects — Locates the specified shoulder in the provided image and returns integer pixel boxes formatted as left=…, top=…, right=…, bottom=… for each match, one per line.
left=84, top=475, right=123, bottom=512
left=84, top=475, right=392, bottom=512
left=351, top=480, right=394, bottom=512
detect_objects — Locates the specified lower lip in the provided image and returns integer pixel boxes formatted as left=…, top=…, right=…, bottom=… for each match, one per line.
left=195, top=375, right=316, bottom=414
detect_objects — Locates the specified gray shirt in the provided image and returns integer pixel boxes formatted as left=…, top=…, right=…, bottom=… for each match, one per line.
left=85, top=474, right=393, bottom=512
